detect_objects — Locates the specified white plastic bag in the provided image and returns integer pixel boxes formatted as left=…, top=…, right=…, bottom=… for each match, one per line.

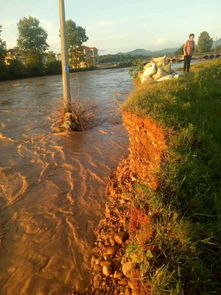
left=152, top=56, right=166, bottom=63
left=156, top=74, right=173, bottom=82
left=141, top=75, right=152, bottom=84
left=153, top=67, right=168, bottom=80
left=142, top=63, right=156, bottom=78
left=173, top=70, right=184, bottom=77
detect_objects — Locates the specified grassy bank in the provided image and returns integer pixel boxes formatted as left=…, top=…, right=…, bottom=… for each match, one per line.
left=121, top=60, right=221, bottom=294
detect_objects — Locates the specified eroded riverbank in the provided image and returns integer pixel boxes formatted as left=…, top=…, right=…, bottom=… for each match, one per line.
left=89, top=112, right=166, bottom=295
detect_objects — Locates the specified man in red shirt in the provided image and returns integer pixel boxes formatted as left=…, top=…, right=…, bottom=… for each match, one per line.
left=183, top=33, right=195, bottom=72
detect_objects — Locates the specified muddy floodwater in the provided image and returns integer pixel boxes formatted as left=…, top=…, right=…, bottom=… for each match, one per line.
left=0, top=68, right=133, bottom=295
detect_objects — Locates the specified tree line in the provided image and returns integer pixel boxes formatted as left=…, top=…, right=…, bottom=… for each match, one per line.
left=98, top=54, right=145, bottom=65
left=0, top=17, right=88, bottom=81
left=175, top=31, right=219, bottom=55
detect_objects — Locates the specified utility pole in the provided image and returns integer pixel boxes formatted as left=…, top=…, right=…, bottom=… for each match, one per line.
left=59, top=0, right=72, bottom=113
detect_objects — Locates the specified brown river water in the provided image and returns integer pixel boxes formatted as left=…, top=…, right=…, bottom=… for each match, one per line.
left=0, top=68, right=133, bottom=295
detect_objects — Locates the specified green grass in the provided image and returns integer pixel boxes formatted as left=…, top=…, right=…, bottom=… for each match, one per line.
left=122, top=60, right=221, bottom=294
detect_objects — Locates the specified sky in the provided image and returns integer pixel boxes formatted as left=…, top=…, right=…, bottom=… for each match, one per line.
left=0, top=0, right=221, bottom=54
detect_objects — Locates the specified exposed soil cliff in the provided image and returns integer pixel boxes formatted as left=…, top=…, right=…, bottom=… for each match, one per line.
left=88, top=111, right=166, bottom=295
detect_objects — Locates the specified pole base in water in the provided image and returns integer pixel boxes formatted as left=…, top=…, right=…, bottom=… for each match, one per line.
left=62, top=111, right=76, bottom=131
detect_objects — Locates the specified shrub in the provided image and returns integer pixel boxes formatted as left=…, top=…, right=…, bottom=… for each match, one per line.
left=129, top=59, right=145, bottom=80
left=7, top=58, right=27, bottom=79
left=45, top=60, right=61, bottom=75
left=0, top=62, right=8, bottom=80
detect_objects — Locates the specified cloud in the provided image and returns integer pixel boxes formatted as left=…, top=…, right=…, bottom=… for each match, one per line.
left=155, top=37, right=168, bottom=46
left=1, top=20, right=18, bottom=49
left=89, top=19, right=128, bottom=30
left=40, top=19, right=60, bottom=52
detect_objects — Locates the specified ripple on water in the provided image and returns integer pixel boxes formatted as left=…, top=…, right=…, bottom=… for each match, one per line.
left=0, top=68, right=133, bottom=294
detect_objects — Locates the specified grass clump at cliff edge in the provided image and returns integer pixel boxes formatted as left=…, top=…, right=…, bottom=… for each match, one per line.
left=122, top=60, right=221, bottom=294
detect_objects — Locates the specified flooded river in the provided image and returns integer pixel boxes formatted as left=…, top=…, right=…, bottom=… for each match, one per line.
left=0, top=68, right=133, bottom=295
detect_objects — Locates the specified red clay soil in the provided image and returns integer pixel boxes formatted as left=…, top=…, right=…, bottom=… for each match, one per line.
left=87, top=111, right=167, bottom=295
left=124, top=112, right=166, bottom=189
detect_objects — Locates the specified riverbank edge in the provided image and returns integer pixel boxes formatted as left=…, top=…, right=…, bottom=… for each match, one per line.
left=88, top=59, right=221, bottom=295
left=0, top=65, right=131, bottom=83
left=88, top=111, right=166, bottom=295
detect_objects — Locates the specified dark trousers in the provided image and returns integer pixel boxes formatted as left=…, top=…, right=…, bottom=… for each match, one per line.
left=184, top=55, right=192, bottom=72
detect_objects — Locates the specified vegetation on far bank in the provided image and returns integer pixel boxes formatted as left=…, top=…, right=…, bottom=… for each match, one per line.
left=0, top=17, right=92, bottom=81
left=121, top=60, right=221, bottom=294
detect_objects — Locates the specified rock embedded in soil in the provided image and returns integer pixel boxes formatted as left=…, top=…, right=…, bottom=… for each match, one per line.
left=93, top=273, right=102, bottom=288
left=93, top=264, right=102, bottom=273
left=122, top=261, right=133, bottom=278
left=102, top=265, right=113, bottom=276
left=113, top=271, right=122, bottom=279
left=114, top=231, right=129, bottom=245
left=100, top=260, right=112, bottom=267
left=103, top=245, right=120, bottom=256
left=91, top=255, right=101, bottom=266
left=108, top=237, right=116, bottom=246
left=120, top=193, right=131, bottom=201
left=119, top=278, right=128, bottom=285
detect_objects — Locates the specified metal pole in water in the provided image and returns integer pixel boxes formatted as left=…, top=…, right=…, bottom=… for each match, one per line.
left=59, top=0, right=72, bottom=113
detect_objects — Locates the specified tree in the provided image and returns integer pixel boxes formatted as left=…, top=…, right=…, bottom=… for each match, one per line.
left=215, top=45, right=221, bottom=52
left=66, top=20, right=88, bottom=50
left=129, top=59, right=146, bottom=80
left=0, top=25, right=6, bottom=61
left=175, top=44, right=184, bottom=55
left=17, top=16, right=49, bottom=55
left=45, top=51, right=61, bottom=75
left=17, top=17, right=48, bottom=75
left=197, top=31, right=213, bottom=53
left=0, top=26, right=8, bottom=80
left=24, top=54, right=45, bottom=76
left=7, top=58, right=27, bottom=79
left=65, top=20, right=88, bottom=67
left=45, top=51, right=57, bottom=63
left=68, top=47, right=86, bottom=68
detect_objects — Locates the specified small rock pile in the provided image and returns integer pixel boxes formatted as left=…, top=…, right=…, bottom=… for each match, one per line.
left=88, top=157, right=152, bottom=295
left=87, top=159, right=133, bottom=294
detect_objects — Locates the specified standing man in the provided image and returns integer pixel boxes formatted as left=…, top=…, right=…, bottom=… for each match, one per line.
left=183, top=33, right=195, bottom=72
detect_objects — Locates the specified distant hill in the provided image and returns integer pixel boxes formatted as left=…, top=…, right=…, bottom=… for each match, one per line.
left=117, top=49, right=152, bottom=56
left=117, top=47, right=178, bottom=57
left=151, top=48, right=178, bottom=56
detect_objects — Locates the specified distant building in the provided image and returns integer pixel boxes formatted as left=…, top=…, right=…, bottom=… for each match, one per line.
left=56, top=46, right=98, bottom=69
left=4, top=48, right=24, bottom=65
left=82, top=46, right=98, bottom=62
left=81, top=46, right=99, bottom=67
left=5, top=49, right=59, bottom=66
